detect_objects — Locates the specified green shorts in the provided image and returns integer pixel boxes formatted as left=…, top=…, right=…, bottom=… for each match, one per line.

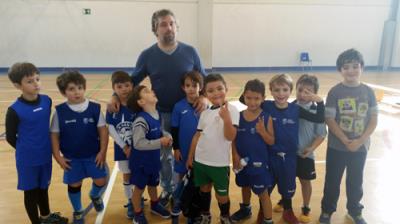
left=193, top=161, right=230, bottom=196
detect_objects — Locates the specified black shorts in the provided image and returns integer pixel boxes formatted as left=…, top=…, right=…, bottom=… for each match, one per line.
left=296, top=156, right=316, bottom=180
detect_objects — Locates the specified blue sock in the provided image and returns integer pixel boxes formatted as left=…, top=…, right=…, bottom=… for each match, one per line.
left=90, top=183, right=103, bottom=198
left=68, top=185, right=82, bottom=212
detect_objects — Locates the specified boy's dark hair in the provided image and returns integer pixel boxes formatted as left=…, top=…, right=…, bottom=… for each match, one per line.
left=239, top=79, right=265, bottom=104
left=269, top=74, right=293, bottom=91
left=56, top=71, right=86, bottom=94
left=203, top=73, right=226, bottom=90
left=127, top=85, right=147, bottom=112
left=296, top=74, right=319, bottom=93
left=111, top=71, right=131, bottom=86
left=8, top=62, right=40, bottom=84
left=336, top=48, right=364, bottom=71
left=181, top=70, right=204, bottom=90
left=151, top=9, right=175, bottom=35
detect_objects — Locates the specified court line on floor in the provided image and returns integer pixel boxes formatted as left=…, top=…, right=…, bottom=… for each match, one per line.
left=95, top=162, right=119, bottom=224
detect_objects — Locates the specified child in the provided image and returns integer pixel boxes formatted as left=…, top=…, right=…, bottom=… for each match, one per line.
left=51, top=71, right=109, bottom=224
left=231, top=79, right=275, bottom=224
left=127, top=85, right=172, bottom=224
left=186, top=73, right=240, bottom=224
left=105, top=71, right=135, bottom=219
left=170, top=71, right=204, bottom=217
left=319, top=49, right=377, bottom=224
left=264, top=74, right=324, bottom=224
left=5, top=62, right=68, bottom=224
left=295, top=74, right=327, bottom=223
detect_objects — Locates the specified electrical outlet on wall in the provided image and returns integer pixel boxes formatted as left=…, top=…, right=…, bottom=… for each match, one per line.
left=82, top=8, right=91, bottom=15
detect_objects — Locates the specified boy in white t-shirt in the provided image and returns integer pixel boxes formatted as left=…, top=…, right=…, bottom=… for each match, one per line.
left=186, top=73, right=240, bottom=224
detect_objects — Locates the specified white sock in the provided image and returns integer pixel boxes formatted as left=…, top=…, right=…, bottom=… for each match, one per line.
left=123, top=182, right=133, bottom=201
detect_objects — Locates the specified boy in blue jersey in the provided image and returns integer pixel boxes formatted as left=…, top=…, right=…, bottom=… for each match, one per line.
left=319, top=49, right=377, bottom=224
left=186, top=73, right=240, bottom=224
left=6, top=62, right=68, bottom=224
left=127, top=85, right=172, bottom=224
left=106, top=71, right=135, bottom=219
left=51, top=71, right=109, bottom=224
left=263, top=74, right=324, bottom=224
left=170, top=70, right=203, bottom=217
left=231, top=79, right=275, bottom=224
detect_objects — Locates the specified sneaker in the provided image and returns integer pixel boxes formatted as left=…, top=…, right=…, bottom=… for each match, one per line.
left=124, top=201, right=134, bottom=219
left=171, top=200, right=182, bottom=216
left=40, top=212, right=69, bottom=224
left=159, top=191, right=172, bottom=208
left=347, top=213, right=367, bottom=224
left=273, top=199, right=284, bottom=213
left=151, top=202, right=171, bottom=218
left=230, top=203, right=252, bottom=222
left=90, top=195, right=104, bottom=212
left=299, top=206, right=311, bottom=223
left=318, top=212, right=331, bottom=224
left=133, top=212, right=148, bottom=224
left=193, top=213, right=211, bottom=224
left=220, top=215, right=233, bottom=224
left=73, top=211, right=85, bottom=224
left=282, top=209, right=299, bottom=224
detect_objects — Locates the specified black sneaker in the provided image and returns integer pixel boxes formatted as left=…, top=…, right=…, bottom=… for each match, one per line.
left=40, top=212, right=68, bottom=224
left=231, top=203, right=252, bottom=222
left=159, top=191, right=172, bottom=208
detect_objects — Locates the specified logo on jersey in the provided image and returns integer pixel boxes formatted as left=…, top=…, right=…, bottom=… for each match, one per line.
left=65, top=119, right=77, bottom=124
left=116, top=114, right=133, bottom=146
left=282, top=118, right=295, bottom=125
left=181, top=109, right=188, bottom=114
left=33, top=107, right=43, bottom=112
left=250, top=127, right=256, bottom=134
left=83, top=117, right=95, bottom=124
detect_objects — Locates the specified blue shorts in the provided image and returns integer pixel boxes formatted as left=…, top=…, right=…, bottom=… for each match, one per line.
left=130, top=166, right=160, bottom=190
left=174, top=156, right=188, bottom=175
left=63, top=157, right=107, bottom=184
left=17, top=162, right=52, bottom=191
left=269, top=153, right=297, bottom=199
left=235, top=167, right=273, bottom=195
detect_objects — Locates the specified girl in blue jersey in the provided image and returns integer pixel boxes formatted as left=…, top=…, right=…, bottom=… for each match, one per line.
left=51, top=71, right=109, bottom=224
left=170, top=71, right=203, bottom=217
left=231, top=79, right=275, bottom=224
left=106, top=71, right=136, bottom=218
left=127, top=85, right=172, bottom=224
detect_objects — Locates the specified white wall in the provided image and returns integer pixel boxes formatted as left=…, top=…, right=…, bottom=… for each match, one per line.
left=0, top=0, right=394, bottom=68
left=0, top=0, right=199, bottom=67
left=213, top=0, right=391, bottom=67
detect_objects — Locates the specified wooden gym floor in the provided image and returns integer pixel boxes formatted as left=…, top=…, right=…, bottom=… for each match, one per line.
left=0, top=71, right=399, bottom=224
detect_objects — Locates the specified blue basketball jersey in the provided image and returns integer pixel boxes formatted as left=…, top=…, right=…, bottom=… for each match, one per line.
left=106, top=106, right=136, bottom=161
left=130, top=111, right=162, bottom=173
left=235, top=111, right=270, bottom=174
left=11, top=94, right=52, bottom=166
left=263, top=100, right=299, bottom=155
left=171, top=98, right=199, bottom=159
left=56, top=101, right=100, bottom=159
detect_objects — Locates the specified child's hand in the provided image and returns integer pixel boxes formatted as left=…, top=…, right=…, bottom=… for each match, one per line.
left=160, top=137, right=172, bottom=147
left=107, top=95, right=120, bottom=113
left=301, top=147, right=314, bottom=158
left=303, top=89, right=323, bottom=103
left=219, top=102, right=232, bottom=122
left=55, top=155, right=71, bottom=170
left=123, top=145, right=131, bottom=158
left=346, top=138, right=363, bottom=152
left=255, top=116, right=266, bottom=135
left=186, top=155, right=193, bottom=170
left=232, top=156, right=242, bottom=171
left=174, top=149, right=182, bottom=162
left=95, top=151, right=106, bottom=168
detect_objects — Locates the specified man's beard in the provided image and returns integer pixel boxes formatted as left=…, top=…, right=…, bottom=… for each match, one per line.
left=162, top=33, right=176, bottom=45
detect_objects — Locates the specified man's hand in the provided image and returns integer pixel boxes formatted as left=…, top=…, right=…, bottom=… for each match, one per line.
left=193, top=95, right=207, bottom=113
left=174, top=149, right=182, bottom=162
left=107, top=95, right=120, bottom=113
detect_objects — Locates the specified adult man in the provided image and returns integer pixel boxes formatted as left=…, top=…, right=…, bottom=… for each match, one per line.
left=111, top=9, right=206, bottom=207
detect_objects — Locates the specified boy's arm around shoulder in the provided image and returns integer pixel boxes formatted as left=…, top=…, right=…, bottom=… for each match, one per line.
left=220, top=103, right=238, bottom=141
left=299, top=101, right=325, bottom=123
